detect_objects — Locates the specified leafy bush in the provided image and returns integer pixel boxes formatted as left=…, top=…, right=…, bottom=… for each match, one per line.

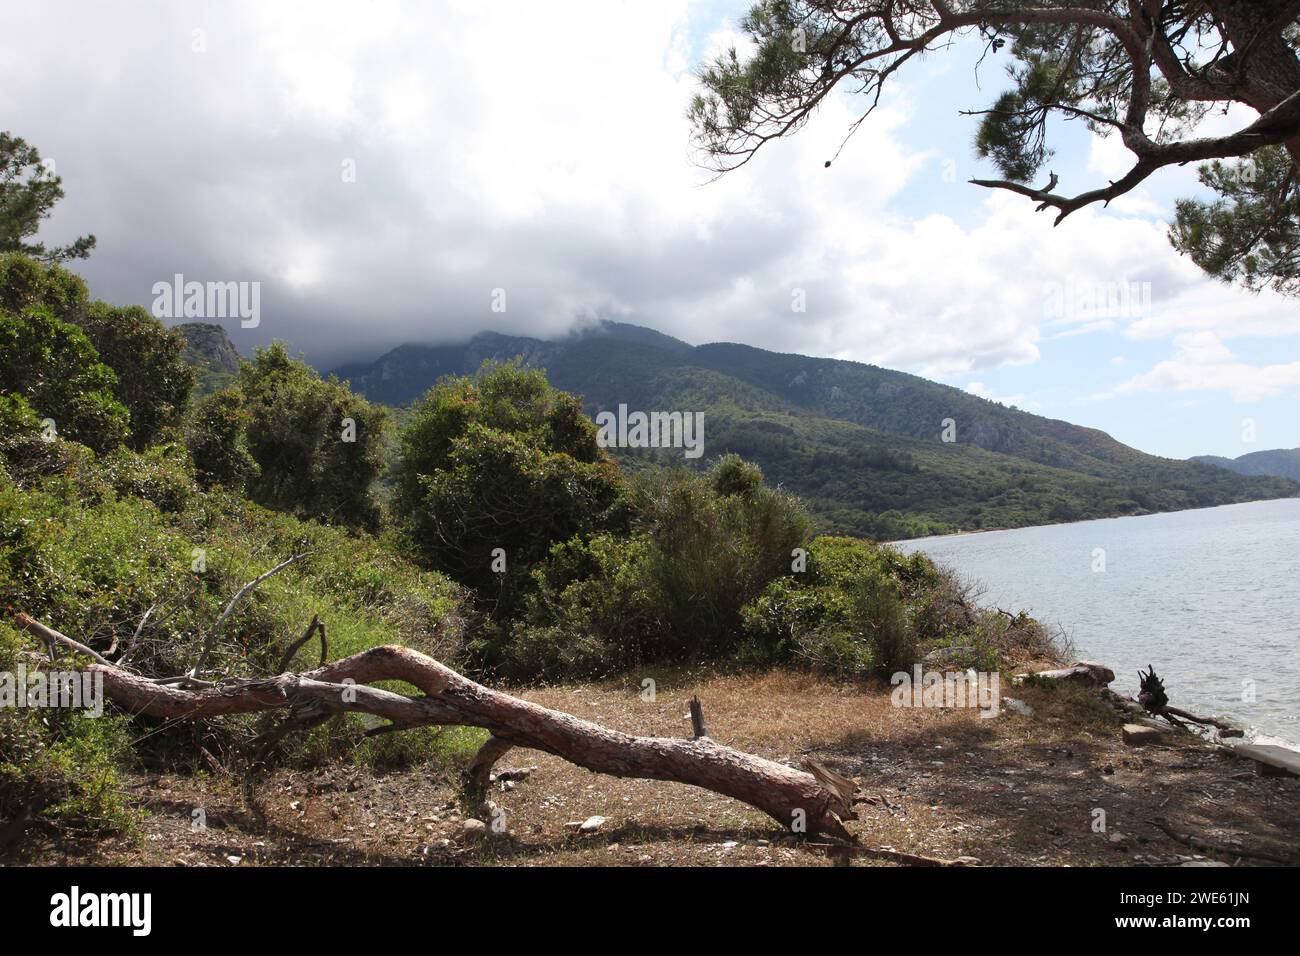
left=505, top=532, right=660, bottom=679
left=99, top=441, right=198, bottom=513
left=0, top=254, right=194, bottom=451
left=186, top=385, right=258, bottom=490
left=0, top=622, right=139, bottom=838
left=0, top=305, right=129, bottom=452
left=394, top=360, right=631, bottom=616
left=506, top=455, right=810, bottom=679
left=739, top=536, right=915, bottom=676
left=632, top=455, right=810, bottom=657
left=77, top=302, right=195, bottom=449
left=239, top=343, right=389, bottom=527
left=0, top=251, right=89, bottom=321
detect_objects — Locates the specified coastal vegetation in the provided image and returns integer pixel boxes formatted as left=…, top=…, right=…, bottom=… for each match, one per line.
left=1, top=250, right=1069, bottom=848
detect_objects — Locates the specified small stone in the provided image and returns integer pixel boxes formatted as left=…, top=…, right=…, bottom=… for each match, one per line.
left=1123, top=723, right=1168, bottom=746
left=225, top=855, right=242, bottom=865
left=578, top=815, right=606, bottom=834
left=461, top=819, right=487, bottom=839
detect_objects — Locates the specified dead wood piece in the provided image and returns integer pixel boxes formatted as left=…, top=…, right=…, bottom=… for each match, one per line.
left=276, top=614, right=328, bottom=675
left=689, top=695, right=708, bottom=739
left=1020, top=661, right=1115, bottom=687
left=802, top=758, right=859, bottom=818
left=17, top=614, right=113, bottom=667
left=14, top=612, right=859, bottom=840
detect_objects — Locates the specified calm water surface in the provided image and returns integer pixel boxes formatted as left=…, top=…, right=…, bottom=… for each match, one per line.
left=896, top=498, right=1300, bottom=746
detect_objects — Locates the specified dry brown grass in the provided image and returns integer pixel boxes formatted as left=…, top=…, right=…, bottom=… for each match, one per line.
left=15, top=669, right=1300, bottom=867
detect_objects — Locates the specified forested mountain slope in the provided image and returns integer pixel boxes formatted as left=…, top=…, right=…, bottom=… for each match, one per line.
left=331, top=322, right=1299, bottom=538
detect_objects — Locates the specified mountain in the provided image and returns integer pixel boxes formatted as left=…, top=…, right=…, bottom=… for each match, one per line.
left=330, top=321, right=1299, bottom=539
left=175, top=322, right=241, bottom=396
left=1192, top=448, right=1300, bottom=483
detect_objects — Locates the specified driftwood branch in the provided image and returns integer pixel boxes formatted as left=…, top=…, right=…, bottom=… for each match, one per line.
left=13, top=612, right=860, bottom=840
left=1138, top=665, right=1238, bottom=734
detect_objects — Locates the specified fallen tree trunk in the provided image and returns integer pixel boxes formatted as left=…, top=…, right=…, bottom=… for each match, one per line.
left=14, top=613, right=859, bottom=840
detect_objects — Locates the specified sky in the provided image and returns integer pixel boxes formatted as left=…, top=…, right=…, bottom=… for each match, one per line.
left=2, top=0, right=1298, bottom=460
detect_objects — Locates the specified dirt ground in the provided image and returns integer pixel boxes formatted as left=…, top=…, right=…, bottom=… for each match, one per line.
left=17, top=669, right=1300, bottom=867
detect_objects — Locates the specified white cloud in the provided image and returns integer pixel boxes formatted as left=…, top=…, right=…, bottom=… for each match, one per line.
left=1113, top=332, right=1300, bottom=402
left=964, top=381, right=1027, bottom=408
left=0, top=0, right=1295, bottom=400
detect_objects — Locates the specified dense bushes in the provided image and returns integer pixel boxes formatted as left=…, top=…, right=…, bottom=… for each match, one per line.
left=0, top=622, right=138, bottom=836
left=503, top=461, right=936, bottom=681
left=78, top=302, right=195, bottom=449
left=236, top=343, right=390, bottom=527
left=178, top=344, right=390, bottom=526
left=0, top=254, right=195, bottom=451
left=186, top=385, right=259, bottom=489
left=0, top=251, right=1063, bottom=848
left=0, top=305, right=130, bottom=452
left=394, top=361, right=632, bottom=615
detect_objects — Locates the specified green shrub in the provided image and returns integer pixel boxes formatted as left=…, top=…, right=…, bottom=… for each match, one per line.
left=506, top=532, right=660, bottom=679
left=239, top=343, right=389, bottom=527
left=738, top=536, right=921, bottom=677
left=508, top=456, right=810, bottom=679
left=394, top=360, right=631, bottom=617
left=0, top=251, right=89, bottom=322
left=186, top=385, right=258, bottom=490
left=100, top=441, right=198, bottom=513
left=845, top=572, right=916, bottom=672
left=0, top=622, right=139, bottom=840
left=78, top=302, right=195, bottom=449
left=0, top=305, right=130, bottom=452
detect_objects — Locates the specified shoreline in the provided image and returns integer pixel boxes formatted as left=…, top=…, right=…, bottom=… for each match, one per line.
left=887, top=493, right=1300, bottom=546
left=895, top=498, right=1300, bottom=749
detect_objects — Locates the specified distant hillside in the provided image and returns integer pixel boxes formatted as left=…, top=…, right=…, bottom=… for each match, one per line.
left=331, top=322, right=1298, bottom=538
left=1193, top=448, right=1300, bottom=483
left=175, top=322, right=241, bottom=396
